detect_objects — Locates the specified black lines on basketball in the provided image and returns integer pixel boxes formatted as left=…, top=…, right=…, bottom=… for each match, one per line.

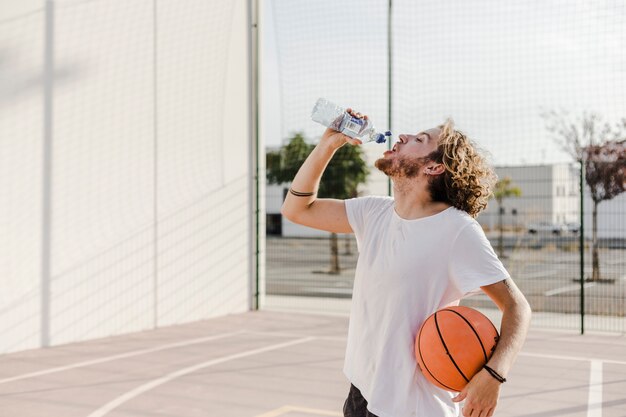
left=416, top=306, right=499, bottom=392
left=443, top=308, right=489, bottom=362
left=434, top=311, right=470, bottom=383
left=416, top=320, right=457, bottom=392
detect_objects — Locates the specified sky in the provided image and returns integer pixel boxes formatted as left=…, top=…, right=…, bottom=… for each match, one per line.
left=262, top=0, right=625, bottom=166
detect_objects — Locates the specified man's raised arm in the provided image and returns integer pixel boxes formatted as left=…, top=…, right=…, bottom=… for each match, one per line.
left=281, top=111, right=364, bottom=234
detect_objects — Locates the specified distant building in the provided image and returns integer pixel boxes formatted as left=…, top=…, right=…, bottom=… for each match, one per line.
left=479, top=163, right=626, bottom=239
left=477, top=164, right=580, bottom=232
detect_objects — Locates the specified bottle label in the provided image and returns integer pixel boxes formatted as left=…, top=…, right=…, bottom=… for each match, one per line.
left=341, top=116, right=364, bottom=137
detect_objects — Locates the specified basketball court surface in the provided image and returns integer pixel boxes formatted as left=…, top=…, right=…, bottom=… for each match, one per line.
left=1, top=310, right=625, bottom=417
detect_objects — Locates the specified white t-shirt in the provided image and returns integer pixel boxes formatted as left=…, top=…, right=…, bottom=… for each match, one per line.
left=344, top=196, right=510, bottom=417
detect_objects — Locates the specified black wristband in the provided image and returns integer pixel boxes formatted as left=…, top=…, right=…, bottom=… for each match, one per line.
left=483, top=365, right=507, bottom=383
left=289, top=188, right=315, bottom=197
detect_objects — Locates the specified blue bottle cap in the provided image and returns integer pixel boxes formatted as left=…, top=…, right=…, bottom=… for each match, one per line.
left=385, top=131, right=392, bottom=136
left=376, top=134, right=386, bottom=144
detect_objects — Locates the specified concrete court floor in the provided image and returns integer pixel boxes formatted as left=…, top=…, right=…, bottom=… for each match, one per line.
left=0, top=310, right=625, bottom=417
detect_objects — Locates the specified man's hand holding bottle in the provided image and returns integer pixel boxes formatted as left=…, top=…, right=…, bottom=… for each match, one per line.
left=319, top=108, right=366, bottom=149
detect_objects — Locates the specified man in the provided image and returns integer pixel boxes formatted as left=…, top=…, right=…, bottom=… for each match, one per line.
left=281, top=109, right=532, bottom=417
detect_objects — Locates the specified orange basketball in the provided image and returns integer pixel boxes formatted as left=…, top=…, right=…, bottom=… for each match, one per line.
left=415, top=306, right=499, bottom=392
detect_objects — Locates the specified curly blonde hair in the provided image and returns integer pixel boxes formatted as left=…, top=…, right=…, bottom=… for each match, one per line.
left=427, top=119, right=496, bottom=218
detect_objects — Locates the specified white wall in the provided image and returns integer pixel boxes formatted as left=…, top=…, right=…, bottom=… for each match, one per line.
left=0, top=0, right=252, bottom=354
left=0, top=1, right=45, bottom=354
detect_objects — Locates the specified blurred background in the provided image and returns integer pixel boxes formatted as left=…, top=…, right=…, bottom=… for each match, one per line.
left=0, top=0, right=624, bottom=356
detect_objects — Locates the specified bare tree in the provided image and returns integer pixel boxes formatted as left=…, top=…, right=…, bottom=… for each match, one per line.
left=584, top=141, right=626, bottom=281
left=541, top=110, right=623, bottom=158
left=542, top=111, right=626, bottom=281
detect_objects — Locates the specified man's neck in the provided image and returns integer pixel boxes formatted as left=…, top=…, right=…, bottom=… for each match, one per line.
left=392, top=178, right=451, bottom=220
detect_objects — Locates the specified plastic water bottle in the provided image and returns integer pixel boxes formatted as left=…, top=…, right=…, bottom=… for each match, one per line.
left=311, top=98, right=391, bottom=144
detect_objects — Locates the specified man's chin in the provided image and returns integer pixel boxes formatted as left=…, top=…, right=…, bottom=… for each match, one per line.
left=375, top=154, right=426, bottom=178
left=374, top=157, right=393, bottom=176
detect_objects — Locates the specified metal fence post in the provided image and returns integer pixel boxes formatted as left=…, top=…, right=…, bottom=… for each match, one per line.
left=579, top=158, right=585, bottom=335
left=387, top=0, right=392, bottom=197
left=41, top=0, right=55, bottom=348
left=250, top=0, right=260, bottom=310
left=152, top=0, right=159, bottom=329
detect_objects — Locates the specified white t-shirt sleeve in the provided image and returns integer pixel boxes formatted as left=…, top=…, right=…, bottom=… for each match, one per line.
left=449, top=221, right=511, bottom=295
left=344, top=197, right=366, bottom=238
left=344, top=195, right=389, bottom=249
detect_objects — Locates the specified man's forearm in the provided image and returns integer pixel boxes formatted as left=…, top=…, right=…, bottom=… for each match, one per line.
left=281, top=143, right=338, bottom=219
left=487, top=299, right=531, bottom=378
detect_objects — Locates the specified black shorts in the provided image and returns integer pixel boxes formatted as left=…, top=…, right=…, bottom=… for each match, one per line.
left=343, top=384, right=380, bottom=417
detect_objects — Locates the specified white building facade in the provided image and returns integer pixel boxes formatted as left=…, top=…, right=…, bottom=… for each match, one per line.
left=478, top=164, right=580, bottom=232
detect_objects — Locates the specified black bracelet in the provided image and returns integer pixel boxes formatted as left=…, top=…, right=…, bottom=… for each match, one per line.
left=483, top=365, right=507, bottom=383
left=289, top=188, right=315, bottom=197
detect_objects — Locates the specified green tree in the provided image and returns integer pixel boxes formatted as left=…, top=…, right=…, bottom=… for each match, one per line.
left=491, top=177, right=522, bottom=258
left=542, top=111, right=626, bottom=281
left=266, top=133, right=311, bottom=184
left=267, top=132, right=370, bottom=274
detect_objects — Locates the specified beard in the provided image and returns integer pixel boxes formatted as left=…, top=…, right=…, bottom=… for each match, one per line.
left=374, top=154, right=430, bottom=178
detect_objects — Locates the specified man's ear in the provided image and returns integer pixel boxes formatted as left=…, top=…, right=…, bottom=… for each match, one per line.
left=424, top=163, right=445, bottom=176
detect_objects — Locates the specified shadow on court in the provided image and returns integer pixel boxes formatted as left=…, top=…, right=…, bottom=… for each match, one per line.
left=0, top=310, right=625, bottom=417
